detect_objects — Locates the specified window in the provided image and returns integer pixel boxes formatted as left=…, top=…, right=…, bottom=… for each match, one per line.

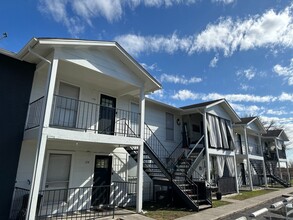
left=166, top=112, right=174, bottom=141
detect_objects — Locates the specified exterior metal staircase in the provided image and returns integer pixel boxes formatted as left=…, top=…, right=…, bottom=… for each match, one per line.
left=250, top=158, right=290, bottom=187
left=263, top=158, right=290, bottom=187
left=124, top=124, right=212, bottom=211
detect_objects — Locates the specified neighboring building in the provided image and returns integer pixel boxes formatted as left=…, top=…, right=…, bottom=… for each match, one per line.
left=180, top=99, right=241, bottom=195
left=0, top=50, right=35, bottom=220
left=262, top=129, right=291, bottom=187
left=233, top=117, right=267, bottom=190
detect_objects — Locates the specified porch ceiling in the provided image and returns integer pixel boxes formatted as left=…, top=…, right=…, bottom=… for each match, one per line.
left=58, top=60, right=139, bottom=96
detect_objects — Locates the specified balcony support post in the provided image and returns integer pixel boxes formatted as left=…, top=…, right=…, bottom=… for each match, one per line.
left=244, top=127, right=253, bottom=190
left=136, top=86, right=145, bottom=213
left=275, top=139, right=283, bottom=179
left=26, top=56, right=59, bottom=220
left=203, top=111, right=211, bottom=183
left=259, top=134, right=268, bottom=188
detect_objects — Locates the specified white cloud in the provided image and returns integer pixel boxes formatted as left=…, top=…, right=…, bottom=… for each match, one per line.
left=38, top=0, right=85, bottom=36
left=171, top=90, right=277, bottom=102
left=266, top=109, right=287, bottom=115
left=147, top=89, right=164, bottom=99
left=212, top=0, right=235, bottom=4
left=38, top=0, right=198, bottom=35
left=160, top=74, right=202, bottom=84
left=273, top=58, right=293, bottom=85
left=141, top=63, right=161, bottom=71
left=209, top=55, right=219, bottom=67
left=115, top=33, right=193, bottom=56
left=279, top=92, right=293, bottom=101
left=230, top=103, right=263, bottom=116
left=236, top=67, right=256, bottom=80
left=116, top=3, right=293, bottom=57
left=171, top=89, right=200, bottom=100
left=240, top=83, right=253, bottom=91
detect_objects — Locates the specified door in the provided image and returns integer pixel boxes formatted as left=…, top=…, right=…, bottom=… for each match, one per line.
left=45, top=154, right=72, bottom=203
left=98, top=94, right=116, bottom=134
left=91, top=155, right=112, bottom=206
left=52, top=82, right=80, bottom=128
left=240, top=163, right=246, bottom=185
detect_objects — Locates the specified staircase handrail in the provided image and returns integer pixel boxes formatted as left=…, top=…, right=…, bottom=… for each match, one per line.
left=187, top=147, right=205, bottom=177
left=144, top=123, right=202, bottom=206
left=186, top=135, right=205, bottom=159
left=167, top=141, right=184, bottom=168
left=144, top=123, right=172, bottom=166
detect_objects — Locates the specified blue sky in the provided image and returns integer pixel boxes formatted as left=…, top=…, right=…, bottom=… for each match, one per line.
left=1, top=0, right=293, bottom=159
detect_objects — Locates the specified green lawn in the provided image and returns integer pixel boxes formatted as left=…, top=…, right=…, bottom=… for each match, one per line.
left=141, top=202, right=193, bottom=220
left=212, top=199, right=232, bottom=208
left=228, top=189, right=277, bottom=200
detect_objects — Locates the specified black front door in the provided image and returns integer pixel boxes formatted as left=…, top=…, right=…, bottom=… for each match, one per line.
left=91, top=155, right=112, bottom=206
left=98, top=94, right=116, bottom=135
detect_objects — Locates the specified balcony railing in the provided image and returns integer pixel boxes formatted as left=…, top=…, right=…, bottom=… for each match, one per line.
left=10, top=182, right=152, bottom=220
left=235, top=141, right=262, bottom=156
left=25, top=95, right=141, bottom=138
left=25, top=97, right=44, bottom=130
left=278, top=149, right=287, bottom=159
left=235, top=141, right=246, bottom=155
left=247, top=142, right=262, bottom=156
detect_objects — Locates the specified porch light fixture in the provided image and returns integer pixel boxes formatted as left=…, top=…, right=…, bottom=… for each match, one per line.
left=176, top=118, right=181, bottom=125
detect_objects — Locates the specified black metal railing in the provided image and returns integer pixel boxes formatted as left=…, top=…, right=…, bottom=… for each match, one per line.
left=25, top=95, right=141, bottom=138
left=247, top=142, right=262, bottom=156
left=234, top=141, right=246, bottom=155
left=278, top=149, right=287, bottom=159
left=10, top=182, right=153, bottom=220
left=144, top=123, right=172, bottom=170
left=144, top=124, right=203, bottom=209
left=25, top=97, right=44, bottom=129
left=10, top=187, right=30, bottom=220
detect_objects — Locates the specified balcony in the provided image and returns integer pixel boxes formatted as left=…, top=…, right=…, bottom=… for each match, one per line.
left=25, top=95, right=141, bottom=138
left=235, top=141, right=262, bottom=157
left=278, top=149, right=287, bottom=159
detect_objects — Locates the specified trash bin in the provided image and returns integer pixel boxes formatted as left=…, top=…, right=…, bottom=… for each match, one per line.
left=17, top=194, right=43, bottom=220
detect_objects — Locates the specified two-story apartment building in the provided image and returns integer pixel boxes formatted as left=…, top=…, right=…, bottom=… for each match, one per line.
left=3, top=38, right=291, bottom=219
left=262, top=129, right=290, bottom=187
left=9, top=38, right=161, bottom=219
left=233, top=117, right=268, bottom=190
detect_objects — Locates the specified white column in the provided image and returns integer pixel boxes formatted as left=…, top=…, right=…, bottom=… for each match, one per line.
left=233, top=153, right=239, bottom=193
left=136, top=86, right=145, bottom=213
left=26, top=58, right=58, bottom=220
left=203, top=111, right=211, bottom=183
left=275, top=139, right=282, bottom=179
left=258, top=134, right=268, bottom=188
left=244, top=127, right=253, bottom=190
left=286, top=161, right=290, bottom=183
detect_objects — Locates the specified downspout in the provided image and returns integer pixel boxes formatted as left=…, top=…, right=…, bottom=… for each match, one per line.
left=25, top=46, right=54, bottom=220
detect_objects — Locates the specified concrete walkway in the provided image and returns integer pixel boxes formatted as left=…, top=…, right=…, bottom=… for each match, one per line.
left=101, top=187, right=293, bottom=220
left=176, top=187, right=293, bottom=220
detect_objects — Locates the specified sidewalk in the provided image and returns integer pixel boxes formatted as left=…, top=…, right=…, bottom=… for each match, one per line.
left=176, top=187, right=293, bottom=220
left=101, top=187, right=293, bottom=220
